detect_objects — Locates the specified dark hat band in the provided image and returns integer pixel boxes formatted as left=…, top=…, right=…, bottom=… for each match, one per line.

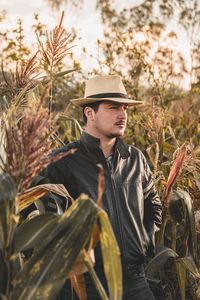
left=86, top=92, right=128, bottom=99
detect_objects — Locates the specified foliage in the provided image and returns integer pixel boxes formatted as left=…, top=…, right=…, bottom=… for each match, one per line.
left=0, top=18, right=31, bottom=66
left=46, top=0, right=83, bottom=11
left=0, top=174, right=122, bottom=300
left=93, top=3, right=200, bottom=297
left=96, top=0, right=200, bottom=90
left=146, top=144, right=200, bottom=299
left=0, top=10, right=79, bottom=116
left=0, top=1, right=200, bottom=299
left=0, top=11, right=122, bottom=300
left=126, top=99, right=200, bottom=298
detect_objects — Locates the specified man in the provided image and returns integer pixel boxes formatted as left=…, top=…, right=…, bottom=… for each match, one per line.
left=42, top=75, right=162, bottom=299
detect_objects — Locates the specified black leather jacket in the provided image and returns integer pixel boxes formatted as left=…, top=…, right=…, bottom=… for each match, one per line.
left=41, top=132, right=162, bottom=272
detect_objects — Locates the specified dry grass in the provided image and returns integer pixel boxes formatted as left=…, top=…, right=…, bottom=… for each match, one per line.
left=36, top=11, right=74, bottom=113
left=14, top=51, right=40, bottom=89
left=0, top=52, right=40, bottom=102
left=0, top=11, right=77, bottom=193
left=0, top=99, right=75, bottom=193
left=37, top=11, right=73, bottom=73
left=139, top=101, right=166, bottom=143
left=0, top=11, right=74, bottom=116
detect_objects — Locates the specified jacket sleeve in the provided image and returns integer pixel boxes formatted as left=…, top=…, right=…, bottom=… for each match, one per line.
left=22, top=150, right=73, bottom=220
left=32, top=142, right=79, bottom=214
left=21, top=164, right=68, bottom=220
left=142, top=154, right=162, bottom=256
left=38, top=162, right=71, bottom=213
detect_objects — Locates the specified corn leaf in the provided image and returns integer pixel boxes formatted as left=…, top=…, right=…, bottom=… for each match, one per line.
left=43, top=69, right=77, bottom=82
left=14, top=213, right=58, bottom=254
left=145, top=245, right=178, bottom=279
left=53, top=69, right=78, bottom=78
left=196, top=286, right=200, bottom=298
left=179, top=191, right=198, bottom=264
left=70, top=274, right=87, bottom=300
left=0, top=293, right=7, bottom=300
left=18, top=183, right=73, bottom=211
left=98, top=210, right=122, bottom=300
left=0, top=223, right=3, bottom=248
left=83, top=252, right=109, bottom=300
left=175, top=259, right=186, bottom=300
left=176, top=257, right=200, bottom=279
left=11, top=195, right=98, bottom=300
left=0, top=174, right=17, bottom=247
left=156, top=211, right=169, bottom=245
left=168, top=190, right=198, bottom=262
left=175, top=256, right=200, bottom=300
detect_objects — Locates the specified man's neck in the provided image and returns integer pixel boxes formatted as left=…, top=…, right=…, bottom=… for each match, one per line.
left=85, top=129, right=116, bottom=157
left=100, top=138, right=116, bottom=158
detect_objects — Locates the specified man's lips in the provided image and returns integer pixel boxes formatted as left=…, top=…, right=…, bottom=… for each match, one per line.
left=115, top=121, right=126, bottom=126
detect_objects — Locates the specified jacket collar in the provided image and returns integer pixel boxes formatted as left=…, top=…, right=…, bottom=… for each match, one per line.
left=80, top=131, right=130, bottom=159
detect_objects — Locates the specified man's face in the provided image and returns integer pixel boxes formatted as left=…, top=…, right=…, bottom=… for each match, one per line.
left=89, top=101, right=128, bottom=139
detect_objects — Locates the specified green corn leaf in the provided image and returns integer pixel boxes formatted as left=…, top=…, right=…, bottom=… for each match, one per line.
left=176, top=257, right=200, bottom=279
left=11, top=195, right=98, bottom=300
left=53, top=69, right=78, bottom=78
left=26, top=85, right=41, bottom=105
left=0, top=223, right=3, bottom=249
left=196, top=286, right=200, bottom=298
left=98, top=210, right=122, bottom=300
left=168, top=190, right=198, bottom=262
left=175, top=256, right=200, bottom=300
left=12, top=84, right=34, bottom=111
left=41, top=68, right=78, bottom=84
left=145, top=245, right=178, bottom=279
left=83, top=251, right=109, bottom=300
left=56, top=116, right=83, bottom=143
left=168, top=191, right=185, bottom=224
left=0, top=174, right=17, bottom=247
left=14, top=213, right=58, bottom=254
left=156, top=210, right=169, bottom=245
left=175, top=259, right=186, bottom=300
left=0, top=293, right=7, bottom=300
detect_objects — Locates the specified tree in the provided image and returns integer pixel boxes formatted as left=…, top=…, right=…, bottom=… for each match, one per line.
left=96, top=0, right=200, bottom=91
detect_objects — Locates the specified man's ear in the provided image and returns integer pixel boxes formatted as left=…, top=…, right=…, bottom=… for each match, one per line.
left=84, top=107, right=96, bottom=121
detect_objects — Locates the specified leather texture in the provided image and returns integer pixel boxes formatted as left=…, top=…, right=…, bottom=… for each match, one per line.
left=42, top=132, right=162, bottom=271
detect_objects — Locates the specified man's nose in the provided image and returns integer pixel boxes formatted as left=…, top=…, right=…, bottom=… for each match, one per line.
left=118, top=107, right=127, bottom=118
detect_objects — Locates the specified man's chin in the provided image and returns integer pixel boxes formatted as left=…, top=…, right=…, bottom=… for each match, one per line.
left=109, top=131, right=125, bottom=138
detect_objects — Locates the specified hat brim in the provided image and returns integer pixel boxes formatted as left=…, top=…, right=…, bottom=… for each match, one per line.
left=70, top=97, right=143, bottom=107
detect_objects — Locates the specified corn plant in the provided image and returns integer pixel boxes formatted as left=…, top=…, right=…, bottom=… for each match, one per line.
left=0, top=71, right=122, bottom=300
left=0, top=12, right=122, bottom=299
left=145, top=141, right=200, bottom=299
left=0, top=172, right=122, bottom=300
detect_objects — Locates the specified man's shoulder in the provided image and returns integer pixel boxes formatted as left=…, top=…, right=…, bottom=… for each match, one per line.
left=126, top=144, right=149, bottom=164
left=51, top=140, right=80, bottom=157
left=43, top=140, right=80, bottom=175
left=128, top=144, right=144, bottom=157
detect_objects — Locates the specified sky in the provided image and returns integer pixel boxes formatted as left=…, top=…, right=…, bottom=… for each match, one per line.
left=0, top=0, right=144, bottom=70
left=0, top=0, right=194, bottom=89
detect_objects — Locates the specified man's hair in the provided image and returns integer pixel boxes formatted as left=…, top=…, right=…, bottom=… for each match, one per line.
left=82, top=101, right=101, bottom=123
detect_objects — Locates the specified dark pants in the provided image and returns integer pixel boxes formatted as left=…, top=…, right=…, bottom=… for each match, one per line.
left=59, top=265, right=156, bottom=300
left=84, top=265, right=155, bottom=300
left=122, top=269, right=156, bottom=300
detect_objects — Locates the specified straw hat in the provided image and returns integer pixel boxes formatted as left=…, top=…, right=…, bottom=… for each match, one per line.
left=70, top=75, right=143, bottom=107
